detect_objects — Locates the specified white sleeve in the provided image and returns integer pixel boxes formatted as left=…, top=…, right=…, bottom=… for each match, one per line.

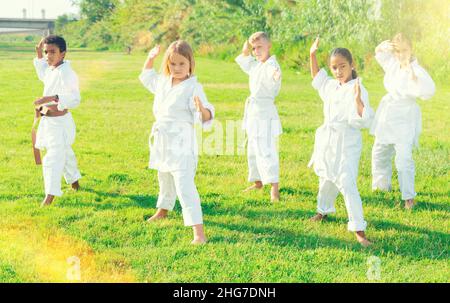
left=312, top=68, right=333, bottom=102
left=407, top=61, right=436, bottom=100
left=348, top=84, right=374, bottom=129
left=235, top=54, right=257, bottom=75
left=33, top=57, right=48, bottom=82
left=375, top=41, right=396, bottom=72
left=139, top=68, right=159, bottom=94
left=57, top=69, right=81, bottom=111
left=192, top=83, right=215, bottom=130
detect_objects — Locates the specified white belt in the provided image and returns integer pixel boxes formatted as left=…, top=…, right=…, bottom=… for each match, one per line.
left=308, top=122, right=348, bottom=180
left=243, top=97, right=276, bottom=130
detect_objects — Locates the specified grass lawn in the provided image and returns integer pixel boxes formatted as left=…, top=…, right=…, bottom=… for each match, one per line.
left=0, top=43, right=448, bottom=282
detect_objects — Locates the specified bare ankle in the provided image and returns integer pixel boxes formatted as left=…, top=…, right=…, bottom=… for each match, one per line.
left=311, top=213, right=327, bottom=221
left=41, top=194, right=55, bottom=207
left=71, top=181, right=80, bottom=190
left=404, top=199, right=415, bottom=209
left=192, top=224, right=206, bottom=241
left=355, top=231, right=372, bottom=246
left=147, top=209, right=168, bottom=222
left=156, top=208, right=168, bottom=215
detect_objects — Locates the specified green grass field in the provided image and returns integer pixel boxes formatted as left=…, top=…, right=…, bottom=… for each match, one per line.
left=0, top=43, right=448, bottom=282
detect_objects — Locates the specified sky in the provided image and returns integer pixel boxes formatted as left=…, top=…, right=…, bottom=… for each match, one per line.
left=0, top=0, right=79, bottom=19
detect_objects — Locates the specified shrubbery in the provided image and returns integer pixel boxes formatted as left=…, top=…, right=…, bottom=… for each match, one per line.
left=9, top=0, right=450, bottom=79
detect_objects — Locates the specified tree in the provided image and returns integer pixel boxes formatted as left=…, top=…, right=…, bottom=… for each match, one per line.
left=72, top=0, right=118, bottom=24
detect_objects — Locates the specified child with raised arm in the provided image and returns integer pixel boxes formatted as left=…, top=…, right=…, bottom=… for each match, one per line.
left=308, top=37, right=374, bottom=247
left=139, top=41, right=215, bottom=244
left=235, top=32, right=282, bottom=202
left=33, top=35, right=82, bottom=207
left=371, top=33, right=436, bottom=210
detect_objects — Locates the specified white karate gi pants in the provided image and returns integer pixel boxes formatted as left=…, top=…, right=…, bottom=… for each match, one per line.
left=43, top=146, right=81, bottom=197
left=317, top=176, right=367, bottom=232
left=247, top=133, right=279, bottom=185
left=156, top=166, right=203, bottom=226
left=372, top=140, right=415, bottom=200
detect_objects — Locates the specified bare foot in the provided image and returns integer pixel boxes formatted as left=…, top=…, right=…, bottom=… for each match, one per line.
left=146, top=209, right=168, bottom=222
left=310, top=213, right=327, bottom=222
left=71, top=180, right=80, bottom=191
left=40, top=194, right=55, bottom=207
left=372, top=185, right=391, bottom=192
left=355, top=231, right=372, bottom=247
left=243, top=181, right=263, bottom=192
left=192, top=224, right=207, bottom=245
left=404, top=199, right=415, bottom=210
left=191, top=237, right=207, bottom=245
left=271, top=183, right=280, bottom=202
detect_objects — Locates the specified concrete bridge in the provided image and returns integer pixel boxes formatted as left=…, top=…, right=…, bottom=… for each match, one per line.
left=0, top=18, right=55, bottom=35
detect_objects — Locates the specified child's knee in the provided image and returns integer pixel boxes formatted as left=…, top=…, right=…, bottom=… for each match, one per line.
left=395, top=153, right=414, bottom=172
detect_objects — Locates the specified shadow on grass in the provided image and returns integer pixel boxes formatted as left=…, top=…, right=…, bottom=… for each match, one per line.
left=362, top=191, right=450, bottom=212
left=0, top=194, right=42, bottom=202
left=3, top=185, right=446, bottom=261
left=202, top=199, right=449, bottom=260
left=279, top=186, right=315, bottom=197
left=207, top=219, right=360, bottom=252
left=56, top=187, right=157, bottom=211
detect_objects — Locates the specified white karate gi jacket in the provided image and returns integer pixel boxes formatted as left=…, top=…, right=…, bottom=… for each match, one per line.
left=309, top=69, right=374, bottom=182
left=139, top=69, right=215, bottom=172
left=370, top=41, right=436, bottom=147
left=235, top=54, right=282, bottom=138
left=33, top=58, right=81, bottom=150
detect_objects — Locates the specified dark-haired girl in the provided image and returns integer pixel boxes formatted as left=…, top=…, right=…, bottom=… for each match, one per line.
left=308, top=37, right=374, bottom=247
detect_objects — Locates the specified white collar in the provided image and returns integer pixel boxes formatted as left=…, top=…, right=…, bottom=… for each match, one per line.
left=169, top=75, right=197, bottom=88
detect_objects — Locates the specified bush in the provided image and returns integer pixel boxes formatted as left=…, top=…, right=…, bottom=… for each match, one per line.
left=56, top=0, right=450, bottom=81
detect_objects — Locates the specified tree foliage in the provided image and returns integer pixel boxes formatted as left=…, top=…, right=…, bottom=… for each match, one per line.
left=59, top=0, right=449, bottom=77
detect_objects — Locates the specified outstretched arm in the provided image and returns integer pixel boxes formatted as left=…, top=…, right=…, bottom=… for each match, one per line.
left=309, top=37, right=320, bottom=79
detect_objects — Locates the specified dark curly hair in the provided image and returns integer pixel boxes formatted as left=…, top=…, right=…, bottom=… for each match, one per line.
left=44, top=35, right=67, bottom=53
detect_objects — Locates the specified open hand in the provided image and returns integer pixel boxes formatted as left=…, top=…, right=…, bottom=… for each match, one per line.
left=354, top=78, right=362, bottom=100
left=310, top=36, right=320, bottom=56
left=194, top=96, right=204, bottom=112
left=147, top=45, right=161, bottom=60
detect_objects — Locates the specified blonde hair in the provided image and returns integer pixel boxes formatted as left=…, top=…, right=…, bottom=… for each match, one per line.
left=161, top=40, right=195, bottom=76
left=249, top=31, right=270, bottom=44
left=392, top=33, right=414, bottom=59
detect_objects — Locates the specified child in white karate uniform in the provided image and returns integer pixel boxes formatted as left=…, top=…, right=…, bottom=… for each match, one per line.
left=33, top=35, right=82, bottom=207
left=235, top=32, right=282, bottom=202
left=308, top=37, right=374, bottom=247
left=139, top=41, right=215, bottom=244
left=371, top=33, right=436, bottom=210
